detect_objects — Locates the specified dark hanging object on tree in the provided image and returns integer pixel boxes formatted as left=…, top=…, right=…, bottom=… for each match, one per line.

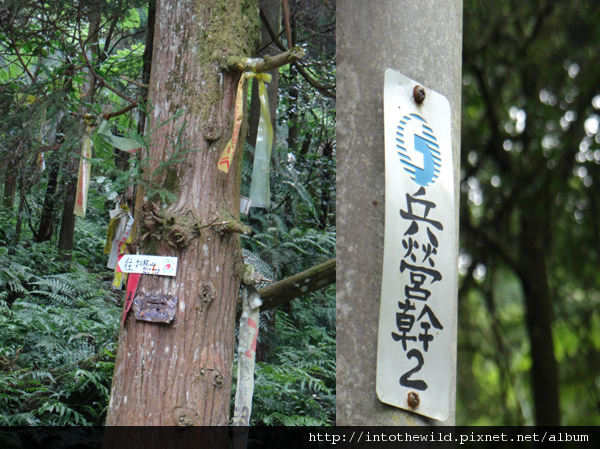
left=133, top=293, right=178, bottom=324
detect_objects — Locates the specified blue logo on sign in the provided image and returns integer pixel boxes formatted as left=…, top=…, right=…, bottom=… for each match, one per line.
left=396, top=114, right=441, bottom=187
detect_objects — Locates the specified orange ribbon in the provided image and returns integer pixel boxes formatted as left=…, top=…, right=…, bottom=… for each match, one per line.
left=218, top=75, right=247, bottom=173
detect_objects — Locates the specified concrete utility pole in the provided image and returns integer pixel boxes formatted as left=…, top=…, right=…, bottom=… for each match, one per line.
left=337, top=0, right=463, bottom=425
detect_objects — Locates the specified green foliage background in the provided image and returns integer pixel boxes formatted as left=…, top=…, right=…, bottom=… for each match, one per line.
left=457, top=0, right=600, bottom=425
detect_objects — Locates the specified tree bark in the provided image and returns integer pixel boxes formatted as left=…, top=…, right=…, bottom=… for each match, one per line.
left=2, top=170, right=17, bottom=209
left=56, top=160, right=78, bottom=252
left=136, top=0, right=156, bottom=138
left=319, top=140, right=333, bottom=230
left=36, top=152, right=60, bottom=242
left=13, top=175, right=26, bottom=245
left=286, top=17, right=300, bottom=153
left=57, top=5, right=99, bottom=254
left=247, top=0, right=281, bottom=149
left=105, top=0, right=259, bottom=427
left=518, top=212, right=560, bottom=426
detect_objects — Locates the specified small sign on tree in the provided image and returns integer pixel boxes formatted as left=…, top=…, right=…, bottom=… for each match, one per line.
left=117, top=255, right=178, bottom=276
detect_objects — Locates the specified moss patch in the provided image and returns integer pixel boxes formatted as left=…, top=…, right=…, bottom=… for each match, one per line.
left=145, top=235, right=158, bottom=256
left=190, top=0, right=260, bottom=121
left=196, top=0, right=260, bottom=69
left=163, top=167, right=181, bottom=194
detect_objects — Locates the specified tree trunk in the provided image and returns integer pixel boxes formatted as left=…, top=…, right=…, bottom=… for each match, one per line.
left=13, top=175, right=26, bottom=245
left=286, top=18, right=300, bottom=153
left=124, top=0, right=156, bottom=211
left=56, top=160, right=78, bottom=252
left=337, top=0, right=463, bottom=426
left=36, top=152, right=60, bottom=242
left=319, top=140, right=333, bottom=230
left=518, top=213, right=560, bottom=426
left=2, top=170, right=17, bottom=209
left=57, top=5, right=99, bottom=254
left=105, top=0, right=259, bottom=427
left=247, top=0, right=280, bottom=149
left=136, top=0, right=156, bottom=138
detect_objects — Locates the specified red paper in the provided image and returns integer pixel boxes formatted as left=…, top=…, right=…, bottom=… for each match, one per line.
left=123, top=273, right=141, bottom=323
left=245, top=318, right=259, bottom=358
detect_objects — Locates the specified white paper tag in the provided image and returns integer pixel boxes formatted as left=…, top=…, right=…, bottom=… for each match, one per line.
left=376, top=69, right=458, bottom=421
left=117, top=255, right=178, bottom=276
left=240, top=196, right=251, bottom=215
left=107, top=213, right=131, bottom=270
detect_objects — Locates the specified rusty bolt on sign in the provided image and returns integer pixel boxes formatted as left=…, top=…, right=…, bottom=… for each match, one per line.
left=407, top=390, right=420, bottom=409
left=413, top=85, right=426, bottom=104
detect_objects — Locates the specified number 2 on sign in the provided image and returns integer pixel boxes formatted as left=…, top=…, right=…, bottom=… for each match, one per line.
left=399, top=349, right=428, bottom=391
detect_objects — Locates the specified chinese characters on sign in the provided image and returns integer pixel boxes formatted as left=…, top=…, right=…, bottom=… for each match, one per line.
left=393, top=188, right=444, bottom=391
left=117, top=255, right=178, bottom=276
left=376, top=69, right=458, bottom=421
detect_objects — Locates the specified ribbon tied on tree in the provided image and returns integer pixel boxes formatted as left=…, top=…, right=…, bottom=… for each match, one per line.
left=73, top=118, right=95, bottom=217
left=96, top=120, right=142, bottom=154
left=218, top=70, right=273, bottom=209
left=232, top=286, right=262, bottom=427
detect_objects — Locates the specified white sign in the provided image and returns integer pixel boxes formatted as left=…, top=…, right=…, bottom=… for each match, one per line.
left=240, top=196, right=251, bottom=216
left=376, top=69, right=458, bottom=421
left=117, top=255, right=178, bottom=276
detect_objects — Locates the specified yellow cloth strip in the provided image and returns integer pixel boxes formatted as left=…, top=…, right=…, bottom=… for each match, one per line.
left=112, top=233, right=133, bottom=290
left=218, top=75, right=247, bottom=173
left=15, top=93, right=36, bottom=106
left=103, top=205, right=130, bottom=254
left=103, top=218, right=117, bottom=255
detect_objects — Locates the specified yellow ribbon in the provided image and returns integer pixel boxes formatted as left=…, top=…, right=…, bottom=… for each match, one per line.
left=112, top=232, right=133, bottom=290
left=247, top=72, right=273, bottom=208
left=15, top=93, right=36, bottom=106
left=218, top=74, right=248, bottom=173
left=103, top=205, right=130, bottom=254
left=103, top=219, right=117, bottom=255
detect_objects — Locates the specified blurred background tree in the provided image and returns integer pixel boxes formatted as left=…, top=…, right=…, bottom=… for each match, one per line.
left=458, top=0, right=600, bottom=426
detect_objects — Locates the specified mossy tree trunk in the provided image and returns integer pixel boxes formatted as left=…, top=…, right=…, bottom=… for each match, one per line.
left=36, top=150, right=61, bottom=242
left=2, top=169, right=17, bottom=209
left=57, top=4, right=100, bottom=254
left=105, top=0, right=259, bottom=427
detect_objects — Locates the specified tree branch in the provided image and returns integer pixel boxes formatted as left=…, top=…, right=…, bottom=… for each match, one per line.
left=259, top=7, right=335, bottom=99
left=76, top=12, right=137, bottom=105
left=294, top=63, right=336, bottom=99
left=258, top=258, right=336, bottom=311
left=101, top=16, right=119, bottom=62
left=105, top=29, right=146, bottom=59
left=226, top=47, right=305, bottom=73
left=260, top=7, right=287, bottom=52
left=460, top=216, right=524, bottom=279
left=119, top=75, right=149, bottom=89
left=282, top=0, right=293, bottom=48
left=4, top=29, right=34, bottom=81
left=103, top=102, right=138, bottom=120
left=470, top=63, right=511, bottom=173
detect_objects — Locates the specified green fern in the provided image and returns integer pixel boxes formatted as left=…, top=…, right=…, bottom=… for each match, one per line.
left=0, top=242, right=119, bottom=426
